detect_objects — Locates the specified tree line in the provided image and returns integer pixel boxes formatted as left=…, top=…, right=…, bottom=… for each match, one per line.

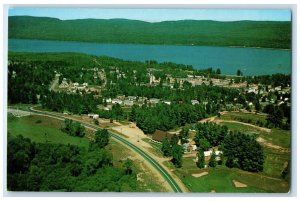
left=130, top=103, right=207, bottom=134
left=40, top=91, right=100, bottom=114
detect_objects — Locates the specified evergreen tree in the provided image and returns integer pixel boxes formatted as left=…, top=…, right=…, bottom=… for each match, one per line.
left=179, top=128, right=189, bottom=144
left=171, top=144, right=183, bottom=168
left=218, top=152, right=223, bottom=165
left=170, top=135, right=179, bottom=147
left=161, top=137, right=172, bottom=157
left=208, top=150, right=217, bottom=168
left=196, top=149, right=205, bottom=168
left=123, top=158, right=133, bottom=175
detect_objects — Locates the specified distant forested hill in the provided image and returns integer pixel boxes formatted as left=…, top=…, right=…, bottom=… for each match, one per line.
left=8, top=16, right=291, bottom=49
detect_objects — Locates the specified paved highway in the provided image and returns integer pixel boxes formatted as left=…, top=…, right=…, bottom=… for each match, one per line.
left=20, top=107, right=183, bottom=192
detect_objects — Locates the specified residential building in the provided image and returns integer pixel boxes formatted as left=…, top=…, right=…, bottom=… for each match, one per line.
left=149, top=98, right=160, bottom=104
left=191, top=100, right=199, bottom=105
left=124, top=100, right=134, bottom=107
left=112, top=98, right=123, bottom=105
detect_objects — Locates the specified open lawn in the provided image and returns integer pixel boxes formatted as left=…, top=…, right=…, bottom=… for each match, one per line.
left=261, top=128, right=291, bottom=149
left=220, top=122, right=290, bottom=149
left=263, top=148, right=290, bottom=178
left=7, top=114, right=90, bottom=148
left=220, top=122, right=261, bottom=136
left=183, top=168, right=268, bottom=193
left=164, top=154, right=289, bottom=193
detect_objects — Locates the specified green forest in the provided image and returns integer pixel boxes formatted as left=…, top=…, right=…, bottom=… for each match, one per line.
left=7, top=129, right=139, bottom=192
left=9, top=16, right=291, bottom=49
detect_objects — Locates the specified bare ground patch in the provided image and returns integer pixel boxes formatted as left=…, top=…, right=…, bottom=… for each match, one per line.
left=233, top=180, right=247, bottom=188
left=256, top=137, right=290, bottom=153
left=192, top=171, right=208, bottom=178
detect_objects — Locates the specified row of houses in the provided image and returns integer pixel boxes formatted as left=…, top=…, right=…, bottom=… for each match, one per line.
left=104, top=96, right=206, bottom=108
left=104, top=96, right=173, bottom=107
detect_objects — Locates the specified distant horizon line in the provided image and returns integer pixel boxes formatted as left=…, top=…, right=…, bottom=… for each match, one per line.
left=9, top=15, right=291, bottom=23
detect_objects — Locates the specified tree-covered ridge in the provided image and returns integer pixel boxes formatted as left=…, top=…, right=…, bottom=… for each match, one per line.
left=9, top=16, right=291, bottom=49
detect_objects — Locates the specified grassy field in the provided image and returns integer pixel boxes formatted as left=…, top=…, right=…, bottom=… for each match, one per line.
left=220, top=122, right=290, bottom=149
left=263, top=147, right=290, bottom=178
left=220, top=122, right=261, bottom=135
left=220, top=112, right=291, bottom=149
left=182, top=168, right=267, bottom=193
left=7, top=114, right=90, bottom=148
left=261, top=128, right=291, bottom=148
left=164, top=156, right=289, bottom=193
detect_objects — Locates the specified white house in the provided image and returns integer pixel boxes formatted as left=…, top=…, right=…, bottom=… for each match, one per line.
left=88, top=114, right=99, bottom=119
left=191, top=100, right=199, bottom=105
left=124, top=100, right=134, bottom=107
left=149, top=98, right=160, bottom=104
left=112, top=98, right=123, bottom=105
left=127, top=96, right=137, bottom=101
left=163, top=101, right=171, bottom=105
left=104, top=98, right=112, bottom=103
left=204, top=150, right=223, bottom=161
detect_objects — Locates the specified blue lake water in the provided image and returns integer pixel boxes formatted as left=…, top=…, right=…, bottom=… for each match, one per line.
left=8, top=39, right=291, bottom=76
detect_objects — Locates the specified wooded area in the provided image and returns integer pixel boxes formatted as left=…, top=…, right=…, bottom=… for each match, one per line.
left=7, top=132, right=138, bottom=191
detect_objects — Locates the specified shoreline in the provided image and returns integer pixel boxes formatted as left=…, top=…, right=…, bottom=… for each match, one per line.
left=8, top=51, right=291, bottom=77
left=8, top=38, right=291, bottom=51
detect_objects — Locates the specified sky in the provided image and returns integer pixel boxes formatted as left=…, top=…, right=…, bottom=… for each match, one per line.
left=8, top=8, right=291, bottom=22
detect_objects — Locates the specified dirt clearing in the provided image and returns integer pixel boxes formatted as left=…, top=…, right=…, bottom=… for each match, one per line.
left=233, top=180, right=247, bottom=188
left=192, top=171, right=208, bottom=178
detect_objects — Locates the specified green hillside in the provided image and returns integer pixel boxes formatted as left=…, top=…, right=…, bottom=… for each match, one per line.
left=9, top=16, right=291, bottom=49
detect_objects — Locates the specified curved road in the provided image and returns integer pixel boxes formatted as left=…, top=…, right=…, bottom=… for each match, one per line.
left=21, top=107, right=183, bottom=193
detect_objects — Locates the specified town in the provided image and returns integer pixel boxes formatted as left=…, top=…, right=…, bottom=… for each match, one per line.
left=6, top=8, right=292, bottom=194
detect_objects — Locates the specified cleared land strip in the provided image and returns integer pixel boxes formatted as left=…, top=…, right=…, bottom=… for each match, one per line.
left=200, top=115, right=271, bottom=133
left=216, top=120, right=271, bottom=133
left=22, top=107, right=183, bottom=193
left=7, top=108, right=31, bottom=117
